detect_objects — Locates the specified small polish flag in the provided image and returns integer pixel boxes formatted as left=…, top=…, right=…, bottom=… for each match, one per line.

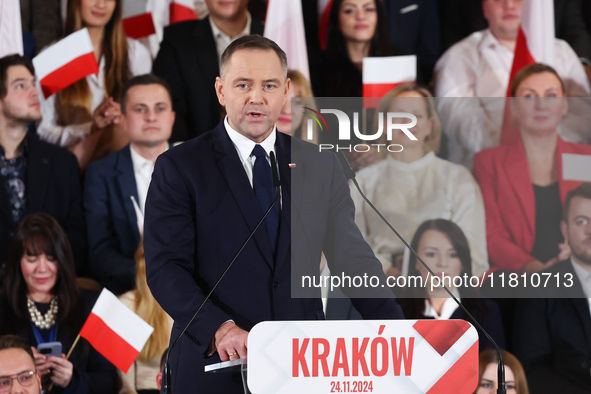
left=362, top=56, right=417, bottom=108
left=122, top=0, right=156, bottom=39
left=561, top=153, right=591, bottom=201
left=170, top=0, right=198, bottom=24
left=264, top=0, right=310, bottom=82
left=80, top=289, right=154, bottom=373
left=289, top=163, right=297, bottom=168
left=0, top=0, right=24, bottom=57
left=32, top=28, right=99, bottom=99
left=318, top=0, right=334, bottom=50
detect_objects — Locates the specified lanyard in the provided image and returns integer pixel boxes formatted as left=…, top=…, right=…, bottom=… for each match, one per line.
left=31, top=324, right=57, bottom=345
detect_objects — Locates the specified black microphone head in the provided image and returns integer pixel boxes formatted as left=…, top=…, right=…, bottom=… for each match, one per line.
left=336, top=151, right=356, bottom=180
left=162, top=361, right=172, bottom=394
left=270, top=151, right=281, bottom=187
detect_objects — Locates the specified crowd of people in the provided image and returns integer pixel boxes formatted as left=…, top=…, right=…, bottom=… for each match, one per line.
left=1, top=0, right=591, bottom=393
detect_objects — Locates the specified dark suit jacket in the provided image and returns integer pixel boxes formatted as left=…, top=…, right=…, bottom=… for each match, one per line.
left=472, top=137, right=591, bottom=272
left=383, top=0, right=441, bottom=82
left=152, top=17, right=264, bottom=143
left=513, top=260, right=591, bottom=394
left=144, top=122, right=404, bottom=393
left=438, top=0, right=591, bottom=61
left=83, top=145, right=141, bottom=295
left=0, top=289, right=118, bottom=394
left=0, top=132, right=86, bottom=275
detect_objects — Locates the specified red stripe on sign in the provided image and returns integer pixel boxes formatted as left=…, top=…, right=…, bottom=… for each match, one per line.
left=40, top=52, right=99, bottom=98
left=170, top=3, right=198, bottom=24
left=426, top=341, right=479, bottom=394
left=122, top=13, right=156, bottom=39
left=80, top=313, right=139, bottom=373
left=362, top=81, right=414, bottom=108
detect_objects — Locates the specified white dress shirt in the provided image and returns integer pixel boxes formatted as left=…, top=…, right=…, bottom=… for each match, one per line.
left=209, top=12, right=251, bottom=64
left=130, top=145, right=155, bottom=215
left=571, top=258, right=591, bottom=316
left=434, top=29, right=591, bottom=168
left=423, top=290, right=461, bottom=320
left=224, top=116, right=276, bottom=188
left=37, top=39, right=152, bottom=147
left=352, top=152, right=489, bottom=278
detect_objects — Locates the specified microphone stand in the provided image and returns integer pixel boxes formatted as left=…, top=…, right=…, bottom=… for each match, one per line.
left=162, top=151, right=282, bottom=394
left=336, top=151, right=506, bottom=394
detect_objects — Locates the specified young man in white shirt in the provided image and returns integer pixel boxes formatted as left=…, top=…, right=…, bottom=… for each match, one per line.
left=83, top=74, right=175, bottom=295
left=434, top=0, right=591, bottom=168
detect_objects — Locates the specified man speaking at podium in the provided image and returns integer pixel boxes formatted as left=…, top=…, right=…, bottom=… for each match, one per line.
left=144, top=35, right=404, bottom=393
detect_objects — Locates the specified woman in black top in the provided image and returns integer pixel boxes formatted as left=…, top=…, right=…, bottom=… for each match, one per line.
left=0, top=213, right=117, bottom=393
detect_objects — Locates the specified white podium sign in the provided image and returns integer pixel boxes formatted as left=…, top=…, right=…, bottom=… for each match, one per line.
left=248, top=320, right=478, bottom=394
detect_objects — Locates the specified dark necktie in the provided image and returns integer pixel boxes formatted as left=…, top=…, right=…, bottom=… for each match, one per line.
left=252, top=144, right=280, bottom=255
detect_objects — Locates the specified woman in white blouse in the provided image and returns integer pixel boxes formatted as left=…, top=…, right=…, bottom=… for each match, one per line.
left=352, top=84, right=489, bottom=278
left=38, top=0, right=152, bottom=170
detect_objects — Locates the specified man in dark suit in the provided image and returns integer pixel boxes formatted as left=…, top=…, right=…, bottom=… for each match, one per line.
left=383, top=0, right=441, bottom=82
left=144, top=35, right=404, bottom=393
left=513, top=183, right=591, bottom=394
left=153, top=0, right=264, bottom=143
left=84, top=74, right=175, bottom=295
left=0, top=54, right=86, bottom=274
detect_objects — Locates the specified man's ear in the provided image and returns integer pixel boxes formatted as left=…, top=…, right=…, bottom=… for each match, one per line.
left=215, top=77, right=225, bottom=106
left=560, top=219, right=568, bottom=243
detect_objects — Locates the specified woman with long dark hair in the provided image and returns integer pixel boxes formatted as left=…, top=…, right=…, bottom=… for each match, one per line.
left=321, top=0, right=396, bottom=97
left=37, top=0, right=151, bottom=170
left=400, top=219, right=504, bottom=352
left=0, top=213, right=117, bottom=393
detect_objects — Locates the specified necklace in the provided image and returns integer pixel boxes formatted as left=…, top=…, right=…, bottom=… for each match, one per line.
left=27, top=295, right=58, bottom=330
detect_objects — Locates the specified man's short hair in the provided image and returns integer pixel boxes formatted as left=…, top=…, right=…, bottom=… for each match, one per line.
left=219, top=35, right=288, bottom=81
left=0, top=335, right=35, bottom=364
left=0, top=55, right=35, bottom=99
left=119, top=74, right=173, bottom=115
left=563, top=183, right=591, bottom=221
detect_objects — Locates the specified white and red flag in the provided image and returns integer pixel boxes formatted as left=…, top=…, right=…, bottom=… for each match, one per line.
left=264, top=0, right=310, bottom=83
left=318, top=0, right=333, bottom=50
left=32, top=28, right=99, bottom=99
left=362, top=55, right=417, bottom=108
left=122, top=0, right=156, bottom=39
left=0, top=0, right=23, bottom=57
left=501, top=0, right=554, bottom=144
left=79, top=289, right=154, bottom=373
left=169, top=0, right=198, bottom=24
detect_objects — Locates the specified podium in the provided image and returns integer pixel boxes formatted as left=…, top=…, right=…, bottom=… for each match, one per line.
left=204, top=320, right=479, bottom=394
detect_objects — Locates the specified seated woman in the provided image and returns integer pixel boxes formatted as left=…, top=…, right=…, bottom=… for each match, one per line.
left=36, top=0, right=151, bottom=170
left=400, top=219, right=504, bottom=352
left=0, top=213, right=117, bottom=393
left=276, top=70, right=319, bottom=144
left=472, top=63, right=591, bottom=274
left=119, top=241, right=172, bottom=394
left=353, top=84, right=488, bottom=278
left=475, top=349, right=529, bottom=394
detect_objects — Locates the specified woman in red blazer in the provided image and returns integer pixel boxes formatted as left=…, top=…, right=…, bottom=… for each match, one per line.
left=473, top=63, right=591, bottom=274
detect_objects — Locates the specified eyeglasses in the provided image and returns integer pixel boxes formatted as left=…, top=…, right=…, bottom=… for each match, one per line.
left=0, top=370, right=36, bottom=392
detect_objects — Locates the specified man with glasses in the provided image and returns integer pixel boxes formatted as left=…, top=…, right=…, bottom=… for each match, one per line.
left=0, top=335, right=41, bottom=394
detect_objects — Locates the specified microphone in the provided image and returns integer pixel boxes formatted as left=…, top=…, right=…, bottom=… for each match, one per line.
left=162, top=153, right=282, bottom=394
left=270, top=151, right=281, bottom=188
left=336, top=151, right=507, bottom=394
